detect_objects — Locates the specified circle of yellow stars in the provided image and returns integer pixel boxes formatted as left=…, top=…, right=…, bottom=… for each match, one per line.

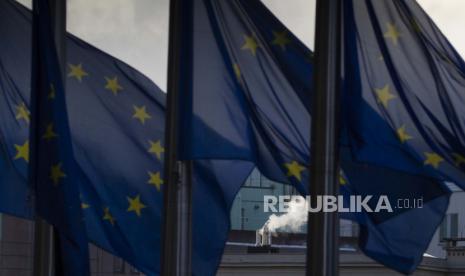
left=8, top=61, right=164, bottom=225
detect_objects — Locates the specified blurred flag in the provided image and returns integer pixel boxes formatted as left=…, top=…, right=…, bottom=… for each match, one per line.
left=31, top=0, right=90, bottom=274
left=176, top=0, right=454, bottom=274
left=0, top=0, right=253, bottom=275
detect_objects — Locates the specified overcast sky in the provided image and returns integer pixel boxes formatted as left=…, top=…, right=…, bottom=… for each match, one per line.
left=17, top=0, right=465, bottom=91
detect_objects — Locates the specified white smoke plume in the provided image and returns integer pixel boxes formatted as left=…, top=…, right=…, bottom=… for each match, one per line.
left=262, top=196, right=308, bottom=233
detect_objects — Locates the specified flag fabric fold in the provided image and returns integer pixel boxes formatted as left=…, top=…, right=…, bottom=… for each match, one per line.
left=31, top=0, right=90, bottom=274
left=340, top=1, right=465, bottom=271
left=343, top=0, right=465, bottom=190
left=0, top=1, right=254, bottom=275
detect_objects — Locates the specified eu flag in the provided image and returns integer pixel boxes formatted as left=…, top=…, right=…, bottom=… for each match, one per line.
left=176, top=0, right=453, bottom=274
left=0, top=1, right=254, bottom=275
left=31, top=0, right=90, bottom=274
left=341, top=0, right=465, bottom=271
left=343, top=0, right=465, bottom=190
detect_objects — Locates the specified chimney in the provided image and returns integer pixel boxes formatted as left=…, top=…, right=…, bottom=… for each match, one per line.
left=255, top=223, right=272, bottom=247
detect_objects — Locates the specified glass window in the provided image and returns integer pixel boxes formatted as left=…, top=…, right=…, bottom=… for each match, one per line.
left=244, top=169, right=262, bottom=187
left=231, top=169, right=303, bottom=232
left=340, top=219, right=358, bottom=237
left=450, top=213, right=459, bottom=238
left=440, top=213, right=459, bottom=240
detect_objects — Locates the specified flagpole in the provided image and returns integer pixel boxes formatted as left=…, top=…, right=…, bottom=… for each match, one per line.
left=161, top=0, right=193, bottom=275
left=50, top=1, right=67, bottom=274
left=32, top=0, right=67, bottom=275
left=307, top=0, right=342, bottom=275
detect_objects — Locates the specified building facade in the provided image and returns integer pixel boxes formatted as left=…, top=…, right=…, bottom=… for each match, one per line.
left=230, top=170, right=465, bottom=260
left=0, top=215, right=141, bottom=276
left=427, top=186, right=465, bottom=258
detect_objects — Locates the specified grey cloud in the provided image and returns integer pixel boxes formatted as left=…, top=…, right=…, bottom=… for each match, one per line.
left=13, top=0, right=465, bottom=89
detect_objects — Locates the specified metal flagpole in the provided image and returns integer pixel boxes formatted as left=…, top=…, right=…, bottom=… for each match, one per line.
left=307, top=0, right=342, bottom=275
left=161, top=0, right=193, bottom=275
left=32, top=0, right=67, bottom=275
left=50, top=2, right=68, bottom=275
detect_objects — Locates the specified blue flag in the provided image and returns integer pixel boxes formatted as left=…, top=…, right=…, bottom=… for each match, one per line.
left=0, top=1, right=254, bottom=275
left=341, top=0, right=465, bottom=271
left=176, top=0, right=453, bottom=274
left=30, top=0, right=90, bottom=274
left=343, top=0, right=465, bottom=189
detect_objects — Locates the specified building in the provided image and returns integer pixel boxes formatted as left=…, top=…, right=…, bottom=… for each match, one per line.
left=230, top=170, right=465, bottom=260
left=218, top=237, right=465, bottom=276
left=0, top=215, right=141, bottom=276
left=427, top=185, right=465, bottom=258
left=230, top=169, right=298, bottom=231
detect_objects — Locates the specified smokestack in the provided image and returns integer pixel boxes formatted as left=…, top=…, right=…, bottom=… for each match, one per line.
left=256, top=222, right=272, bottom=246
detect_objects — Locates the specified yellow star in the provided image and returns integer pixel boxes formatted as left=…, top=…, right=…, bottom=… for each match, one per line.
left=48, top=84, right=56, bottom=100
left=50, top=163, right=66, bottom=186
left=396, top=125, right=413, bottom=143
left=452, top=153, right=465, bottom=167
left=42, top=123, right=58, bottom=141
left=103, top=207, right=115, bottom=225
left=233, top=63, right=242, bottom=82
left=133, top=105, right=152, bottom=124
left=272, top=30, right=291, bottom=50
left=15, top=102, right=30, bottom=123
left=424, top=152, right=444, bottom=169
left=241, top=35, right=259, bottom=56
left=68, top=63, right=88, bottom=82
left=339, top=171, right=347, bottom=185
left=384, top=23, right=401, bottom=46
left=148, top=171, right=163, bottom=191
left=375, top=85, right=396, bottom=108
left=14, top=140, right=29, bottom=163
left=81, top=202, right=90, bottom=209
left=127, top=195, right=147, bottom=217
left=104, top=76, right=123, bottom=95
left=284, top=161, right=306, bottom=181
left=148, top=140, right=164, bottom=160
